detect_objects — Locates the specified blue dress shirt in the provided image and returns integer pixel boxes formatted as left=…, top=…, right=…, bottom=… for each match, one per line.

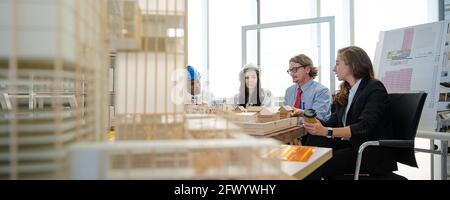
left=284, top=80, right=332, bottom=121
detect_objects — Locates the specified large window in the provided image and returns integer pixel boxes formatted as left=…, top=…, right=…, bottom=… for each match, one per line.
left=321, top=0, right=349, bottom=54
left=255, top=25, right=319, bottom=98
left=189, top=0, right=438, bottom=99
left=321, top=0, right=350, bottom=90
left=243, top=19, right=335, bottom=105
left=187, top=0, right=206, bottom=78
left=260, top=0, right=315, bottom=23
left=259, top=0, right=329, bottom=100
left=208, top=0, right=257, bottom=99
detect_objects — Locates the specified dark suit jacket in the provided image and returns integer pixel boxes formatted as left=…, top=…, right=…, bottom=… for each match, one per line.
left=323, top=78, right=398, bottom=174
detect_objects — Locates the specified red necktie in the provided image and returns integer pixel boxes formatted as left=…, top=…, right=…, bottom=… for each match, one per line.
left=293, top=88, right=302, bottom=109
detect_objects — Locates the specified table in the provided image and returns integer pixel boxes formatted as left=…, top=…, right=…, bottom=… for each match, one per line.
left=263, top=125, right=306, bottom=145
left=280, top=146, right=332, bottom=180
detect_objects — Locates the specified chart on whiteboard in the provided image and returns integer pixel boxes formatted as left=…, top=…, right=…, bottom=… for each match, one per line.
left=375, top=21, right=450, bottom=131
left=376, top=22, right=444, bottom=109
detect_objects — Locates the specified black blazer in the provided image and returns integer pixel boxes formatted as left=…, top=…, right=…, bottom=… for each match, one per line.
left=323, top=78, right=397, bottom=174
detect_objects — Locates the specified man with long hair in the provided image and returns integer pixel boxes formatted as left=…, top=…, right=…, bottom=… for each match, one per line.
left=285, top=54, right=332, bottom=121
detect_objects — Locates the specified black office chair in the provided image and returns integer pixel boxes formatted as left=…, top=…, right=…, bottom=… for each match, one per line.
left=331, top=92, right=427, bottom=180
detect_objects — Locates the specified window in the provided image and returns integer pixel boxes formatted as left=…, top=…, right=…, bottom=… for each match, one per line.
left=244, top=20, right=335, bottom=102
left=321, top=0, right=349, bottom=53
left=260, top=0, right=315, bottom=23
left=208, top=0, right=257, bottom=98
left=190, top=0, right=438, bottom=99
left=187, top=0, right=205, bottom=79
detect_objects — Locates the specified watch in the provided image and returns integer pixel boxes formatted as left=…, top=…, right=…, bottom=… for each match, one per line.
left=326, top=127, right=333, bottom=138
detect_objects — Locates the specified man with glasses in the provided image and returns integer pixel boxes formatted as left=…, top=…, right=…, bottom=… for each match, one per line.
left=284, top=54, right=331, bottom=122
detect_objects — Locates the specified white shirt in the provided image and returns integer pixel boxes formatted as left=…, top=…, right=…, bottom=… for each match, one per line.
left=342, top=79, right=362, bottom=126
left=184, top=90, right=215, bottom=105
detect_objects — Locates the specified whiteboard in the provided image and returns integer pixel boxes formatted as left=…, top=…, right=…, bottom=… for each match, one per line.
left=374, top=21, right=450, bottom=131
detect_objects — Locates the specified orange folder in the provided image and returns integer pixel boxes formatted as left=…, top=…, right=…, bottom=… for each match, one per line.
left=265, top=145, right=315, bottom=162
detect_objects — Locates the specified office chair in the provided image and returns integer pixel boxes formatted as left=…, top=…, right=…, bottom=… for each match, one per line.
left=330, top=92, right=427, bottom=180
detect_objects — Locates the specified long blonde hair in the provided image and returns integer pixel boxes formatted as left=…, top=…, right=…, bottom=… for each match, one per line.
left=334, top=46, right=375, bottom=106
left=289, top=54, right=318, bottom=79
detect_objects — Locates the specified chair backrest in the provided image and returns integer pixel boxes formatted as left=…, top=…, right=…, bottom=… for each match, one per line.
left=387, top=92, right=427, bottom=167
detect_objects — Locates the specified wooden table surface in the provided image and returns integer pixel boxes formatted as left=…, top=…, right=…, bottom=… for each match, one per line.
left=258, top=125, right=306, bottom=145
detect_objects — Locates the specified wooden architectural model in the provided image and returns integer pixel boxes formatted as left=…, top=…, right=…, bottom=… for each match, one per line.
left=258, top=107, right=280, bottom=123
left=233, top=106, right=246, bottom=113
left=279, top=106, right=294, bottom=119
left=247, top=106, right=263, bottom=112
left=223, top=112, right=258, bottom=123
left=234, top=117, right=298, bottom=136
left=69, top=135, right=285, bottom=179
left=0, top=0, right=108, bottom=179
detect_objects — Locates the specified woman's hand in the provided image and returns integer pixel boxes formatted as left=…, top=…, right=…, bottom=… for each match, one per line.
left=304, top=119, right=327, bottom=136
left=291, top=108, right=304, bottom=117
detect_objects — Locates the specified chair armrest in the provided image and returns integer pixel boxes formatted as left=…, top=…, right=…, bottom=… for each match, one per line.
left=354, top=141, right=379, bottom=180
left=378, top=140, right=414, bottom=148
left=354, top=140, right=415, bottom=180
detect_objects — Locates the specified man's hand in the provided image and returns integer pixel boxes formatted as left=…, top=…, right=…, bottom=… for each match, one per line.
left=291, top=108, right=304, bottom=117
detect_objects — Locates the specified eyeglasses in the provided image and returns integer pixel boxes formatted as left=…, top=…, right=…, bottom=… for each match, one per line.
left=286, top=65, right=307, bottom=74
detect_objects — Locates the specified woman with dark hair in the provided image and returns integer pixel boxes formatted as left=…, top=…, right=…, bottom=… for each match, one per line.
left=303, top=46, right=397, bottom=179
left=234, top=63, right=272, bottom=107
